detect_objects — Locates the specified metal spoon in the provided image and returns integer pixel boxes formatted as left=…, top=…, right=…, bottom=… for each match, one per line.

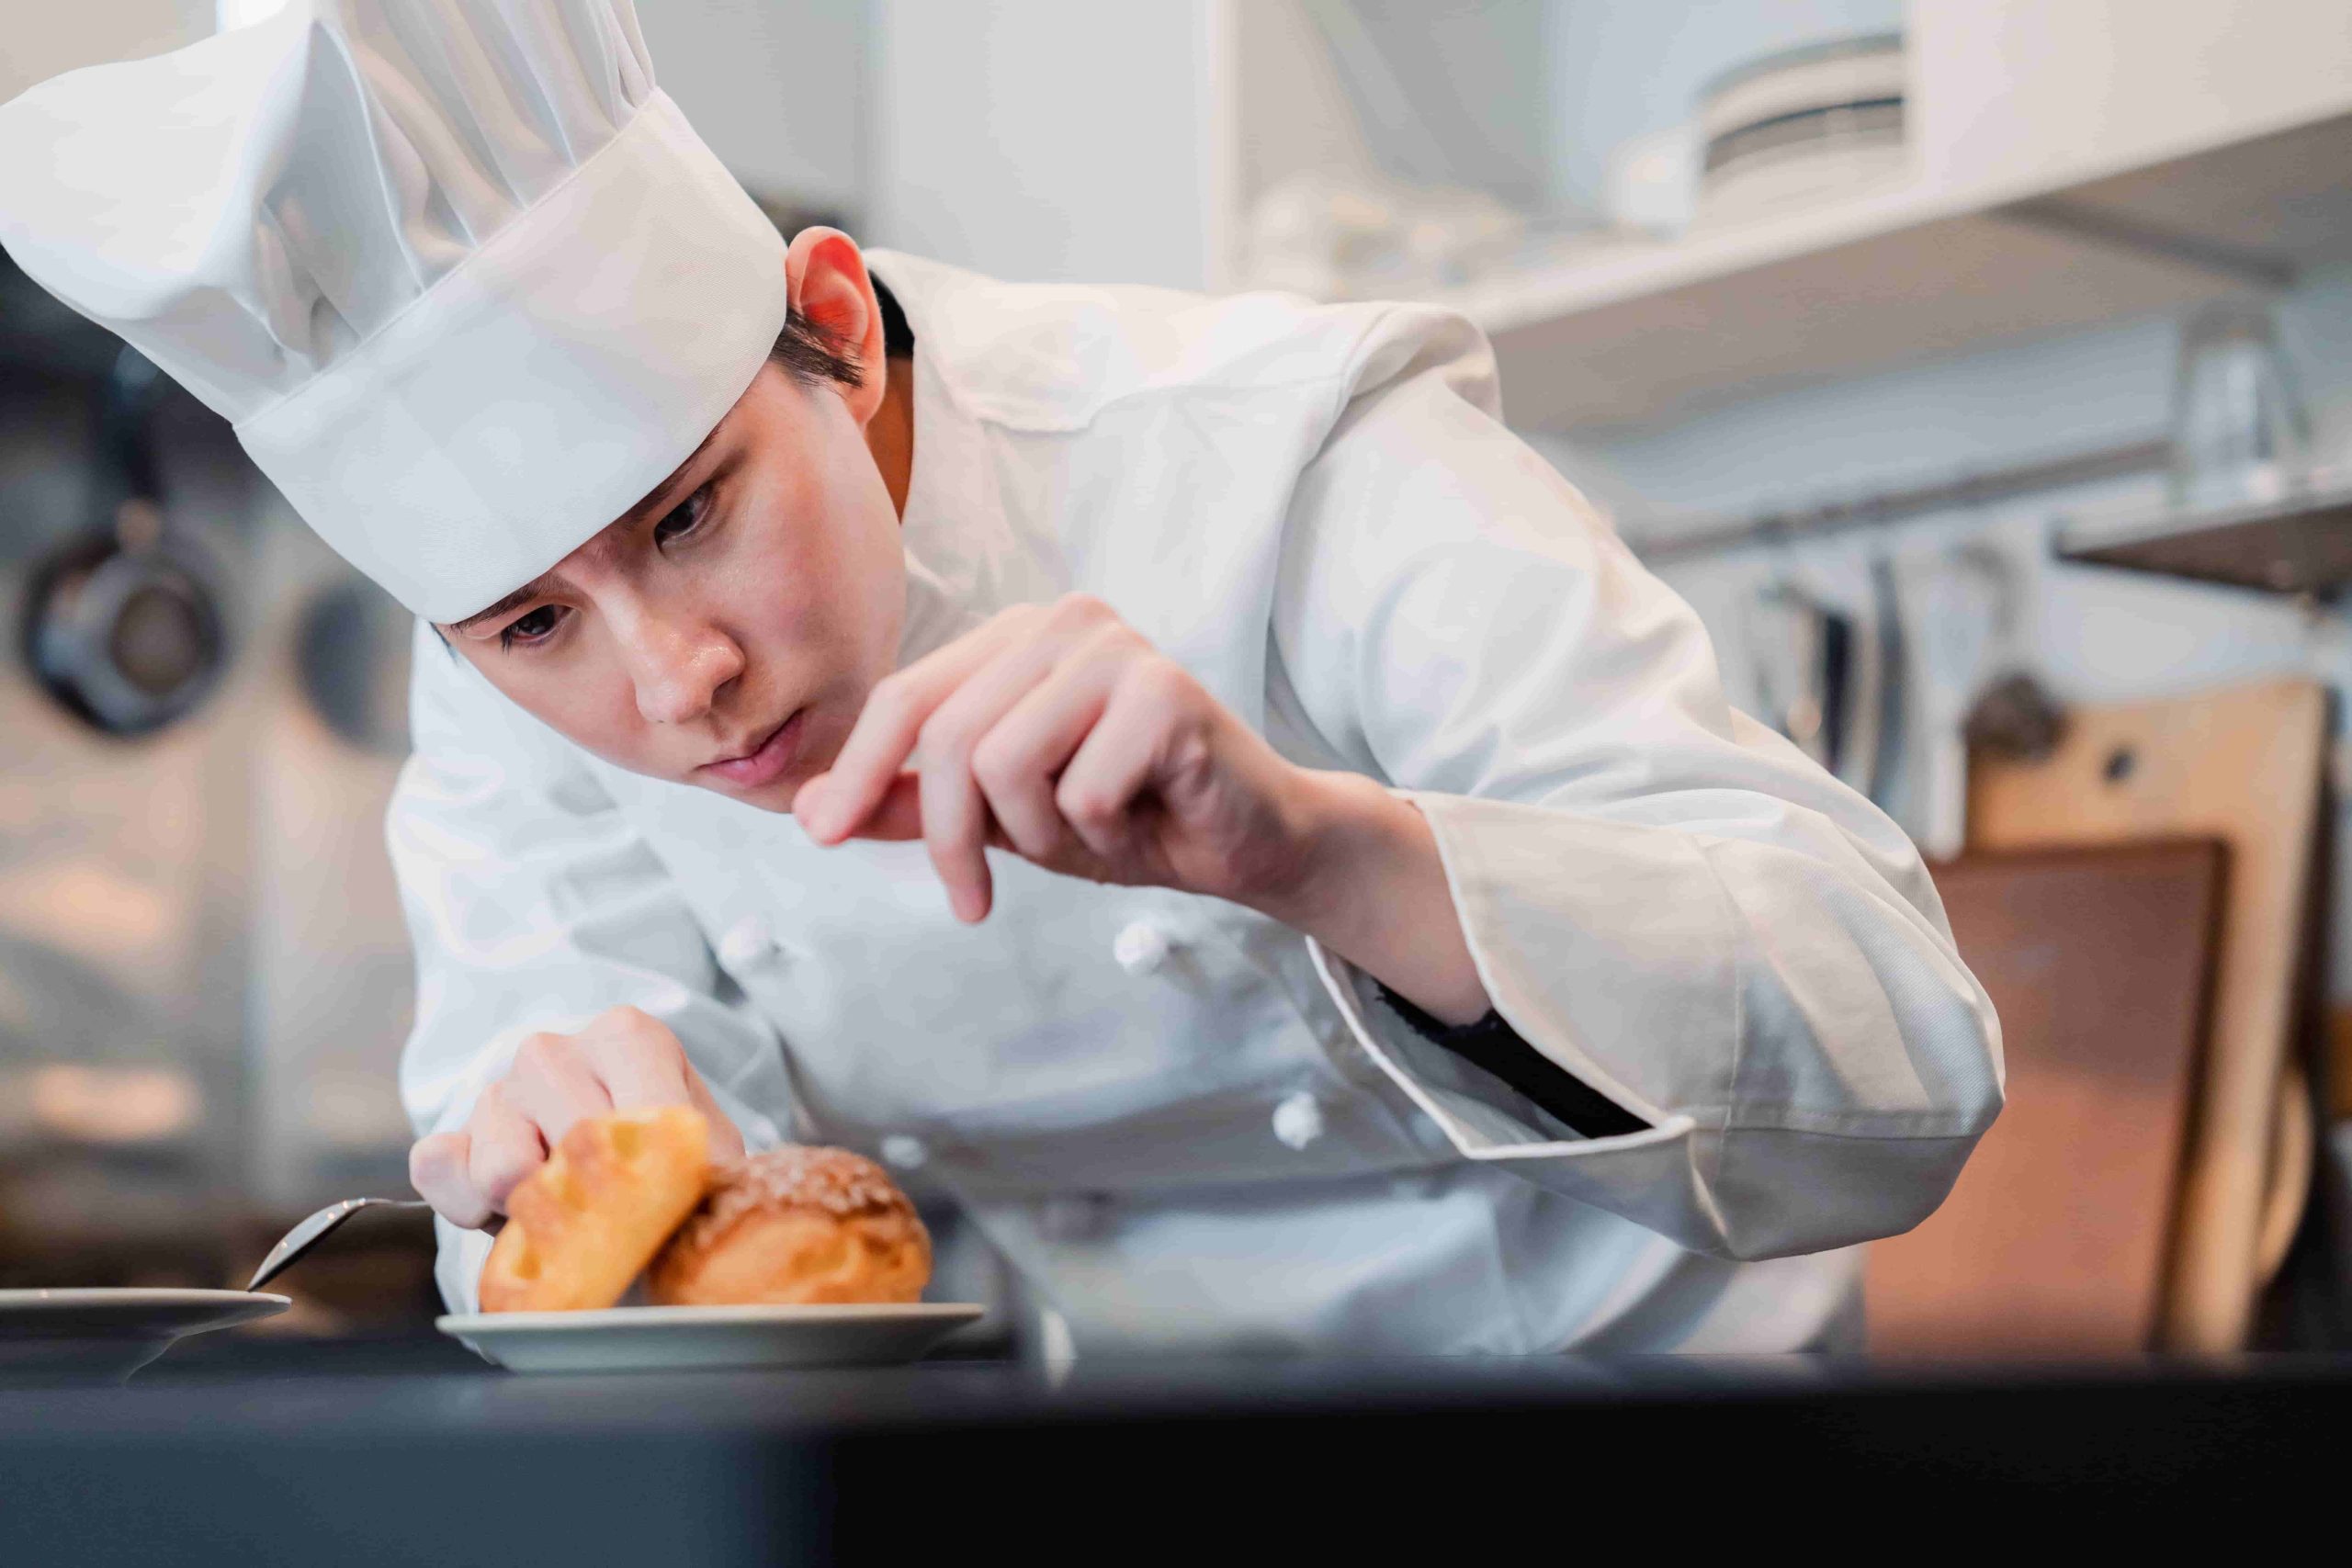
left=245, top=1198, right=432, bottom=1292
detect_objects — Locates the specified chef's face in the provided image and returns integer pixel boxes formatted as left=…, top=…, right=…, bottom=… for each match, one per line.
left=435, top=350, right=905, bottom=813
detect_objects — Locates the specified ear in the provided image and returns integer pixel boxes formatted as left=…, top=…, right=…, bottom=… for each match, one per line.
left=783, top=227, right=888, bottom=429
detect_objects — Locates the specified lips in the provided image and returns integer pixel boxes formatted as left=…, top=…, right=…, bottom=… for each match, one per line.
left=699, top=708, right=805, bottom=790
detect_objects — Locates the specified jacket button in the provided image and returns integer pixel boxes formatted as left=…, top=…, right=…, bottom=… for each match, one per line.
left=1272, top=1091, right=1325, bottom=1151
left=1112, top=919, right=1172, bottom=976
left=880, top=1134, right=929, bottom=1170
left=718, top=915, right=780, bottom=970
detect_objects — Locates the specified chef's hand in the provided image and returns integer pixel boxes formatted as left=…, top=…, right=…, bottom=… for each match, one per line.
left=407, top=1006, right=744, bottom=1230
left=791, top=594, right=1493, bottom=1023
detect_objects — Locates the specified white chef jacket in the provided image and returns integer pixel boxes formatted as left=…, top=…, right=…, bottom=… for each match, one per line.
left=392, top=252, right=2002, bottom=1353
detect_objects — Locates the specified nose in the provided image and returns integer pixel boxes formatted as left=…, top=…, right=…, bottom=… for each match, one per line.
left=617, top=604, right=743, bottom=727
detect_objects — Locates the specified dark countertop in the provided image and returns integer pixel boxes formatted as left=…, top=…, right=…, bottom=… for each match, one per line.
left=5, top=1332, right=2347, bottom=1563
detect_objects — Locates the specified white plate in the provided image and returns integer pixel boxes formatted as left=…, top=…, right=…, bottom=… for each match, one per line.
left=437, top=1302, right=986, bottom=1374
left=0, top=1288, right=290, bottom=1381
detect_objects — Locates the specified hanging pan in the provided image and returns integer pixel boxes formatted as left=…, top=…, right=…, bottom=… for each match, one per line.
left=21, top=349, right=227, bottom=739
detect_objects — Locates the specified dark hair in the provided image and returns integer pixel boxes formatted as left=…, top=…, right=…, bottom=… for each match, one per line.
left=769, top=307, right=865, bottom=389
left=767, top=273, right=914, bottom=389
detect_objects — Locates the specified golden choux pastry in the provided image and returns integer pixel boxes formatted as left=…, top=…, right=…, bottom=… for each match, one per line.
left=649, top=1145, right=931, bottom=1307
left=479, top=1104, right=711, bottom=1313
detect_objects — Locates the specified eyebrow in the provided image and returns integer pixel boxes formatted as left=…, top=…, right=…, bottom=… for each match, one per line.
left=449, top=572, right=560, bottom=633
left=445, top=426, right=726, bottom=633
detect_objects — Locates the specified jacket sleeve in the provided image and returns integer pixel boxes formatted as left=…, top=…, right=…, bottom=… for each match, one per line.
left=388, top=621, right=791, bottom=1310
left=1271, top=309, right=2005, bottom=1262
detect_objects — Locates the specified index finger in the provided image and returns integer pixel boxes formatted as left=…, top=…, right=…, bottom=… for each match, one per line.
left=573, top=1023, right=695, bottom=1109
left=800, top=620, right=1021, bottom=842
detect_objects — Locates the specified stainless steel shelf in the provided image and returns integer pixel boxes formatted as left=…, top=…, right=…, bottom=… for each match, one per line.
left=2054, top=475, right=2352, bottom=595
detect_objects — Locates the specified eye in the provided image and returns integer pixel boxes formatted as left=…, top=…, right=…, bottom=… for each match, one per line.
left=654, top=485, right=712, bottom=547
left=499, top=604, right=566, bottom=651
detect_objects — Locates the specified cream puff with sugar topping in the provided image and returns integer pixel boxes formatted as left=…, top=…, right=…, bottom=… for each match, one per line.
left=649, top=1145, right=931, bottom=1306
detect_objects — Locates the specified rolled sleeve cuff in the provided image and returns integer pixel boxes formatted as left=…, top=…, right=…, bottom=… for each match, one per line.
left=1306, top=788, right=1743, bottom=1152
left=1301, top=792, right=1752, bottom=1254
left=1308, top=935, right=1692, bottom=1162
left=1302, top=794, right=1988, bottom=1259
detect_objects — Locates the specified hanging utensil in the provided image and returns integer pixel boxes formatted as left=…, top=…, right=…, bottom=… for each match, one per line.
left=293, top=577, right=412, bottom=756
left=1861, top=551, right=1906, bottom=807
left=1744, top=571, right=1852, bottom=772
left=20, top=347, right=228, bottom=739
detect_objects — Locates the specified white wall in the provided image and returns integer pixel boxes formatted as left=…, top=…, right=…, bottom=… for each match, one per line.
left=866, top=0, right=1217, bottom=288
left=1912, top=0, right=2352, bottom=189
left=639, top=0, right=869, bottom=215
left=1305, top=0, right=1555, bottom=212
left=0, top=4, right=869, bottom=219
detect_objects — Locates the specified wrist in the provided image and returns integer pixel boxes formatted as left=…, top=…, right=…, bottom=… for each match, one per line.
left=1245, top=768, right=1394, bottom=934
left=1249, top=771, right=1491, bottom=1026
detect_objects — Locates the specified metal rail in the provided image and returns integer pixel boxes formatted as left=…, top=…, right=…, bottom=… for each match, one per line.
left=1632, top=434, right=2174, bottom=564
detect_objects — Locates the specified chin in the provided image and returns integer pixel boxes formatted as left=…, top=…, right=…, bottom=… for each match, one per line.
left=742, top=773, right=812, bottom=813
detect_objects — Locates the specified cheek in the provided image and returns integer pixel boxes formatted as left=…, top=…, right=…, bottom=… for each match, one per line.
left=460, top=642, right=655, bottom=767
left=811, top=427, right=906, bottom=666
left=739, top=442, right=901, bottom=672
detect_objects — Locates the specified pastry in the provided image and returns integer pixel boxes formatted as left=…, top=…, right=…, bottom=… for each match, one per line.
left=648, top=1145, right=931, bottom=1306
left=479, top=1104, right=710, bottom=1313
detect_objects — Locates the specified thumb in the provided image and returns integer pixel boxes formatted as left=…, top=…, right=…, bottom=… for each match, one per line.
left=409, top=1131, right=491, bottom=1229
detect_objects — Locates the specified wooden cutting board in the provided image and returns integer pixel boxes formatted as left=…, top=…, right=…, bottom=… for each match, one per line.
left=1867, top=842, right=2223, bottom=1355
left=1966, top=677, right=2325, bottom=1351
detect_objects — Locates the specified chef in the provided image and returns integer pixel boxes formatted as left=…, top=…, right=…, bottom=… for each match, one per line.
left=0, top=1, right=2000, bottom=1353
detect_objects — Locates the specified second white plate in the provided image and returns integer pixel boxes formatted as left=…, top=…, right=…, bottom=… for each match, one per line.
left=437, top=1302, right=984, bottom=1374
left=0, top=1288, right=290, bottom=1381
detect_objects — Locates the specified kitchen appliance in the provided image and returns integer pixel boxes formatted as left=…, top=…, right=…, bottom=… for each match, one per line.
left=1694, top=34, right=1908, bottom=228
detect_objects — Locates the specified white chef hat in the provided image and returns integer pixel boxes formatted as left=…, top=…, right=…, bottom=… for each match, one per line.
left=0, top=1, right=788, bottom=621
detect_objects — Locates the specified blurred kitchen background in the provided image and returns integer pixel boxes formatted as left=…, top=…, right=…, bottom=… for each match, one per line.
left=5, top=0, right=2350, bottom=1357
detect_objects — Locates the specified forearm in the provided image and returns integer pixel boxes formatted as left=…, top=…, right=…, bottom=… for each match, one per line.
left=1252, top=769, right=1492, bottom=1026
